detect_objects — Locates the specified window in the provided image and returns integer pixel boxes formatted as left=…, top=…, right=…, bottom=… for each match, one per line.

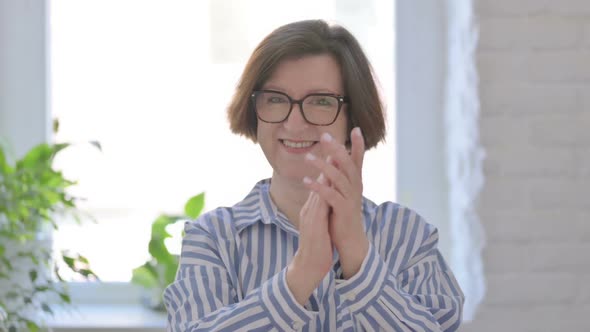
left=50, top=0, right=396, bottom=284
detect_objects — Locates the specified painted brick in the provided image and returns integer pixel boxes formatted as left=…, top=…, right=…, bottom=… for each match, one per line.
left=527, top=51, right=590, bottom=83
left=477, top=0, right=590, bottom=17
left=545, top=0, right=590, bottom=17
left=578, top=276, right=590, bottom=304
left=479, top=17, right=583, bottom=50
left=476, top=0, right=550, bottom=17
left=480, top=83, right=581, bottom=115
left=480, top=114, right=530, bottom=147
left=481, top=209, right=590, bottom=243
left=477, top=51, right=529, bottom=83
left=482, top=244, right=531, bottom=273
left=483, top=145, right=577, bottom=177
left=528, top=244, right=590, bottom=273
left=484, top=273, right=579, bottom=305
left=575, top=147, right=590, bottom=177
left=528, top=177, right=590, bottom=209
left=461, top=305, right=590, bottom=332
left=478, top=177, right=531, bottom=210
left=583, top=85, right=590, bottom=112
left=460, top=1, right=590, bottom=330
left=529, top=113, right=590, bottom=147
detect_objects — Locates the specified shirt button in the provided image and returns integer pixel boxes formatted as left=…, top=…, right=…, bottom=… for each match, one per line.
left=346, top=292, right=356, bottom=301
left=291, top=321, right=303, bottom=330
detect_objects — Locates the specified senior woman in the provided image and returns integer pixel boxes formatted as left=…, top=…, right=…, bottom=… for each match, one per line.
left=164, top=19, right=464, bottom=332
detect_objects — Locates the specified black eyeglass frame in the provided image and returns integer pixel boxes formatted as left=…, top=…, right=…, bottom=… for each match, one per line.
left=250, top=89, right=349, bottom=126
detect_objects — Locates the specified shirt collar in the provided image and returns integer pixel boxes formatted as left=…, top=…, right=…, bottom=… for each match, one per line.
left=233, top=178, right=374, bottom=236
left=233, top=179, right=298, bottom=235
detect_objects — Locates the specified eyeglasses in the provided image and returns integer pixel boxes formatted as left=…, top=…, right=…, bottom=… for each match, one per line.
left=251, top=90, right=349, bottom=126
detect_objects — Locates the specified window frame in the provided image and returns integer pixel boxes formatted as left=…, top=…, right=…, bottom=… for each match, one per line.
left=0, top=0, right=457, bottom=317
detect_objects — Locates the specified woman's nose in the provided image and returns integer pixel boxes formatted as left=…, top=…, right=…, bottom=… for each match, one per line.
left=283, top=103, right=309, bottom=130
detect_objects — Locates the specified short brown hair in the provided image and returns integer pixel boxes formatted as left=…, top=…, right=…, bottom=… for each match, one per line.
left=227, top=19, right=386, bottom=150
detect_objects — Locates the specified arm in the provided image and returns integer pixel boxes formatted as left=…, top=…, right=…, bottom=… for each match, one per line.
left=163, top=219, right=318, bottom=332
left=304, top=128, right=463, bottom=330
left=335, top=216, right=464, bottom=332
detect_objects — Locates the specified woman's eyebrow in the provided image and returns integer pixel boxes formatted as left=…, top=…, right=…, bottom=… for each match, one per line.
left=261, top=84, right=341, bottom=95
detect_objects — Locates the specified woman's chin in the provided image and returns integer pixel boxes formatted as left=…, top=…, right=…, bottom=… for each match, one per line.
left=274, top=167, right=319, bottom=183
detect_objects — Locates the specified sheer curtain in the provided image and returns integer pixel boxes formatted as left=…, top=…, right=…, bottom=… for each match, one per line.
left=445, top=0, right=486, bottom=321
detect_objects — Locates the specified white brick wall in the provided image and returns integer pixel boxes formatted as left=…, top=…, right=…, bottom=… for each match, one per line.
left=461, top=0, right=590, bottom=331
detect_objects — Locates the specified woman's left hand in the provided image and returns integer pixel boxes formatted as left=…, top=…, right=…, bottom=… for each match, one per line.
left=303, top=127, right=369, bottom=279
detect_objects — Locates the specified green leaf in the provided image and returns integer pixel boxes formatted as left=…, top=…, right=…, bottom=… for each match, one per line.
left=151, top=215, right=176, bottom=241
left=41, top=302, right=53, bottom=315
left=77, top=268, right=98, bottom=279
left=19, top=143, right=53, bottom=168
left=89, top=140, right=102, bottom=151
left=148, top=215, right=181, bottom=267
left=26, top=321, right=40, bottom=332
left=62, top=255, right=75, bottom=269
left=53, top=117, right=60, bottom=134
left=35, top=286, right=50, bottom=292
left=164, top=255, right=180, bottom=285
left=54, top=265, right=64, bottom=282
left=5, top=291, right=18, bottom=299
left=77, top=254, right=90, bottom=265
left=29, top=269, right=38, bottom=282
left=148, top=238, right=174, bottom=266
left=1, top=256, right=13, bottom=271
left=0, top=146, right=13, bottom=174
left=50, top=143, right=71, bottom=160
left=59, top=292, right=71, bottom=303
left=184, top=192, right=205, bottom=219
left=131, top=263, right=159, bottom=289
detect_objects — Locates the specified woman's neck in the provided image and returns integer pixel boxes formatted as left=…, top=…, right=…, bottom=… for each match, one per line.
left=268, top=173, right=309, bottom=229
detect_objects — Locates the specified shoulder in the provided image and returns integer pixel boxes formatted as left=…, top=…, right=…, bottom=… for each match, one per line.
left=363, top=199, right=439, bottom=270
left=364, top=198, right=437, bottom=239
left=184, top=206, right=237, bottom=238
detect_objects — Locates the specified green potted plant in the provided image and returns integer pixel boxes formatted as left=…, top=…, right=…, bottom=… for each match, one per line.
left=0, top=139, right=99, bottom=331
left=131, top=192, right=205, bottom=311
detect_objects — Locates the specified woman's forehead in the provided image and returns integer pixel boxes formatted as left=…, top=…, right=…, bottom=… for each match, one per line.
left=262, top=54, right=344, bottom=96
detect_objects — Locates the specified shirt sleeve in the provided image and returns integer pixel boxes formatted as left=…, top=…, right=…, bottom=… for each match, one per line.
left=335, top=211, right=464, bottom=331
left=163, top=220, right=319, bottom=332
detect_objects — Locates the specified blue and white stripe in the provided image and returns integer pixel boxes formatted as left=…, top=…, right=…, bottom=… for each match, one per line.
left=164, top=179, right=464, bottom=331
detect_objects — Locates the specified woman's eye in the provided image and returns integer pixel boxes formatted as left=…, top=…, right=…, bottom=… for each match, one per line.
left=268, top=96, right=287, bottom=103
left=310, top=97, right=333, bottom=106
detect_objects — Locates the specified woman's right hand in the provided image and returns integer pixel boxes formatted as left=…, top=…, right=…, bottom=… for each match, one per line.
left=286, top=174, right=333, bottom=306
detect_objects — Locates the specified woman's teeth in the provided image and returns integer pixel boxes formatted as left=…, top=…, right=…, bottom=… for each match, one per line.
left=282, top=140, right=315, bottom=148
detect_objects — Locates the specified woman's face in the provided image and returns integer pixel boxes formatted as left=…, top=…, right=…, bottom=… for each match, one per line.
left=256, top=54, right=349, bottom=182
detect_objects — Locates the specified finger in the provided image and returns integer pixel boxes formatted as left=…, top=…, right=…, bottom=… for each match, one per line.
left=350, top=127, right=365, bottom=172
left=319, top=133, right=360, bottom=188
left=303, top=175, right=347, bottom=210
left=305, top=153, right=350, bottom=198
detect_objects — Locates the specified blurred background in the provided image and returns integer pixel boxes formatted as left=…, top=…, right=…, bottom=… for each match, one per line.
left=0, top=0, right=588, bottom=331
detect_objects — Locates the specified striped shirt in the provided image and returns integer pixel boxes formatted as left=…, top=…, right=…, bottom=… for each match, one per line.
left=164, top=179, right=464, bottom=331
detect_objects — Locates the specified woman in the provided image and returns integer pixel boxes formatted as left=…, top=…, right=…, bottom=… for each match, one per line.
left=164, top=20, right=464, bottom=331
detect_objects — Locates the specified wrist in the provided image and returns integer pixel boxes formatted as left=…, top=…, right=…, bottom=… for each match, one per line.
left=338, top=237, right=369, bottom=279
left=286, top=256, right=323, bottom=306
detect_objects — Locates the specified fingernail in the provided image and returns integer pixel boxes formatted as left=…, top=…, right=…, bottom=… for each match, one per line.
left=305, top=153, right=316, bottom=161
left=303, top=176, right=312, bottom=184
left=321, top=133, right=333, bottom=142
left=326, top=155, right=332, bottom=164
left=353, top=127, right=362, bottom=137
left=317, top=173, right=325, bottom=184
